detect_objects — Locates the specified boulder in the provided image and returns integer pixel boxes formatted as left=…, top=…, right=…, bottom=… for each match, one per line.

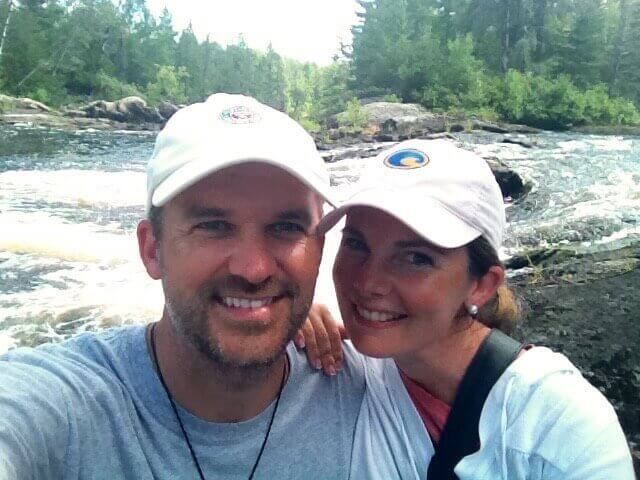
left=484, top=156, right=528, bottom=200
left=332, top=102, right=449, bottom=142
left=502, top=135, right=536, bottom=148
left=158, top=101, right=179, bottom=120
left=364, top=102, right=447, bottom=139
left=472, top=119, right=542, bottom=134
left=116, top=96, right=164, bottom=123
left=81, top=96, right=164, bottom=123
left=0, top=94, right=51, bottom=112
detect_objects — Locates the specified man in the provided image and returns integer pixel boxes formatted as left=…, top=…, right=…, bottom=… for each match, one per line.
left=0, top=94, right=365, bottom=479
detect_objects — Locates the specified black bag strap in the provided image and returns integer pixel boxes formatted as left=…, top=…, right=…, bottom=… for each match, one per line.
left=427, top=329, right=522, bottom=480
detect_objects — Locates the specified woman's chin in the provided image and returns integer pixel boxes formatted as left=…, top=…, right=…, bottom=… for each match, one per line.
left=349, top=334, right=398, bottom=359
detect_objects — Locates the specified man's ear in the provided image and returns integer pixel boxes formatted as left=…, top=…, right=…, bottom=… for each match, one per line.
left=468, top=265, right=505, bottom=308
left=137, top=219, right=162, bottom=280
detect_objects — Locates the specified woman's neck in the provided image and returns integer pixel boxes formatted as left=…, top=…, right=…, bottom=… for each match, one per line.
left=394, top=322, right=490, bottom=405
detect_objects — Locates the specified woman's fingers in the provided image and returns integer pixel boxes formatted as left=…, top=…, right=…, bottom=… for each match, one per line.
left=299, top=304, right=346, bottom=375
left=315, top=305, right=343, bottom=372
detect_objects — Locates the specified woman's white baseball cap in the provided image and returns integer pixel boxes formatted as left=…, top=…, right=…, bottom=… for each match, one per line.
left=146, top=93, right=335, bottom=211
left=317, top=139, right=505, bottom=253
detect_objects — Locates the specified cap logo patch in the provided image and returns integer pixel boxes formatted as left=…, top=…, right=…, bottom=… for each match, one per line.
left=383, top=148, right=429, bottom=169
left=220, top=105, right=261, bottom=124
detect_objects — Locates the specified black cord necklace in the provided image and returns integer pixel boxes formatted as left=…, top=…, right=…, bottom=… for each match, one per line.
left=149, top=323, right=287, bottom=480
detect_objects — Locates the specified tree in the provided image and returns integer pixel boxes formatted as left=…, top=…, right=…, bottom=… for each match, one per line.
left=609, top=0, right=640, bottom=104
left=562, top=0, right=606, bottom=87
left=255, top=44, right=285, bottom=110
left=0, top=0, right=15, bottom=60
left=175, top=23, right=201, bottom=101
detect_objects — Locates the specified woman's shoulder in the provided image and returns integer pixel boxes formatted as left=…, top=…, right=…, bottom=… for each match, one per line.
left=476, top=346, right=632, bottom=476
left=490, top=346, right=619, bottom=431
left=498, top=346, right=616, bottom=420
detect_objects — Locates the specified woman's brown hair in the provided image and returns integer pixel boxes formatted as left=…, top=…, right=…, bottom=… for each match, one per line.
left=466, top=236, right=521, bottom=334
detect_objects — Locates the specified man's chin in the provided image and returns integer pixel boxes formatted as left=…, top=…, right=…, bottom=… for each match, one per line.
left=202, top=335, right=290, bottom=370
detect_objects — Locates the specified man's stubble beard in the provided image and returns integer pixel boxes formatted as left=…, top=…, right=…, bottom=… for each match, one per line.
left=163, top=275, right=312, bottom=375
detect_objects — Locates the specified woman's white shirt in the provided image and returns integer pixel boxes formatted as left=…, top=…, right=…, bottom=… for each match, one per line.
left=348, top=344, right=635, bottom=479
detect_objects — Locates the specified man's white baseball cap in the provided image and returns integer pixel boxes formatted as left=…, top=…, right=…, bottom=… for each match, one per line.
left=146, top=93, right=335, bottom=211
left=317, top=139, right=505, bottom=253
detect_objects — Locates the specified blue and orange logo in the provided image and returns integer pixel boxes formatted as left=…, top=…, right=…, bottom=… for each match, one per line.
left=383, top=148, right=429, bottom=169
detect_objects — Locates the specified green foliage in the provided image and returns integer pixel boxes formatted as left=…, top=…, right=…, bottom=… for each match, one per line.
left=348, top=0, right=640, bottom=127
left=382, top=93, right=402, bottom=103
left=29, top=87, right=50, bottom=104
left=340, top=98, right=369, bottom=131
left=495, top=70, right=639, bottom=128
left=582, top=84, right=640, bottom=125
left=95, top=71, right=141, bottom=101
left=146, top=65, right=188, bottom=105
left=1, top=0, right=638, bottom=129
left=299, top=118, right=322, bottom=133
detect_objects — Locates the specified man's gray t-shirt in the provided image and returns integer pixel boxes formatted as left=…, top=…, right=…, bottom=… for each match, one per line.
left=0, top=326, right=366, bottom=479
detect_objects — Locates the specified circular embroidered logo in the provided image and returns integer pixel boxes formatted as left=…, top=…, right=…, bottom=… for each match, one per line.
left=383, top=149, right=429, bottom=169
left=219, top=105, right=261, bottom=124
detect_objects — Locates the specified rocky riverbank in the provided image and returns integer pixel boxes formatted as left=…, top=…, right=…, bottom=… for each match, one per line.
left=511, top=245, right=640, bottom=473
left=0, top=94, right=177, bottom=131
left=0, top=96, right=531, bottom=199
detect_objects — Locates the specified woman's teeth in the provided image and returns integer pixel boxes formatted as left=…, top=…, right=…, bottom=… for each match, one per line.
left=222, top=297, right=273, bottom=309
left=357, top=307, right=405, bottom=322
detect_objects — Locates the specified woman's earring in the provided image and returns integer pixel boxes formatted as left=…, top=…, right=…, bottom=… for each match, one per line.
left=467, top=304, right=479, bottom=318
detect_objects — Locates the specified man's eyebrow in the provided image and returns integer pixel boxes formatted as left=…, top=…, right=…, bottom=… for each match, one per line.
left=276, top=209, right=313, bottom=225
left=184, top=206, right=230, bottom=218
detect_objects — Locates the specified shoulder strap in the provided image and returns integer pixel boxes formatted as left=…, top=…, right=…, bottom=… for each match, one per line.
left=427, top=329, right=522, bottom=480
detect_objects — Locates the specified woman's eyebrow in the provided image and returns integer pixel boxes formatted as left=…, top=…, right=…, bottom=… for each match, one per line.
left=394, top=239, right=446, bottom=254
left=342, top=226, right=365, bottom=238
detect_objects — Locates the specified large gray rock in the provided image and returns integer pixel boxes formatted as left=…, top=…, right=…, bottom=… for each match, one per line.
left=82, top=96, right=164, bottom=123
left=158, top=101, right=179, bottom=120
left=484, top=156, right=529, bottom=200
left=362, top=102, right=430, bottom=123
left=365, top=102, right=447, bottom=139
left=333, top=101, right=448, bottom=141
left=0, top=94, right=51, bottom=112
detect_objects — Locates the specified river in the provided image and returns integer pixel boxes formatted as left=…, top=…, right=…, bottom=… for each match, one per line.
left=1, top=123, right=639, bottom=352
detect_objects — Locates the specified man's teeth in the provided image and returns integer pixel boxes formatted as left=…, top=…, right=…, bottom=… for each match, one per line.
left=357, top=307, right=404, bottom=322
left=222, top=297, right=273, bottom=309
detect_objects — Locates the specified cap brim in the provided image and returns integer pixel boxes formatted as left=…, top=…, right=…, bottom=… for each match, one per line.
left=152, top=154, right=337, bottom=209
left=317, top=189, right=481, bottom=248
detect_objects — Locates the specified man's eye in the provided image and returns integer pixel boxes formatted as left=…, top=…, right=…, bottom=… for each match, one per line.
left=341, top=236, right=368, bottom=252
left=269, top=222, right=305, bottom=234
left=194, top=220, right=233, bottom=233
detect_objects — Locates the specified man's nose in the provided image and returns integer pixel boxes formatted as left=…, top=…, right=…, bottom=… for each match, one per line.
left=228, top=235, right=277, bottom=285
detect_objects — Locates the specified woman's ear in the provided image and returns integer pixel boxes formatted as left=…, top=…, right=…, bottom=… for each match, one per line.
left=468, top=265, right=505, bottom=308
left=137, top=219, right=162, bottom=280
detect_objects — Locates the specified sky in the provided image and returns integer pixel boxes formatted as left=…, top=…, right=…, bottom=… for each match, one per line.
left=146, top=0, right=362, bottom=65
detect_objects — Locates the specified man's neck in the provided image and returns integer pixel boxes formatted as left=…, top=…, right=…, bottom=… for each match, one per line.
left=149, top=319, right=288, bottom=423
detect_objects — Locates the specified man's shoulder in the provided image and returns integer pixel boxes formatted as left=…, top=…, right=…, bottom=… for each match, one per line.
left=286, top=340, right=366, bottom=397
left=0, top=325, right=147, bottom=390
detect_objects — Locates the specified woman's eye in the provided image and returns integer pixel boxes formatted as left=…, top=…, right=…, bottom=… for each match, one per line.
left=399, top=251, right=434, bottom=267
left=342, top=236, right=368, bottom=252
left=195, top=220, right=233, bottom=233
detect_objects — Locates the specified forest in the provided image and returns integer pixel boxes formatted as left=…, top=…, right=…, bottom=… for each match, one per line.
left=1, top=0, right=640, bottom=129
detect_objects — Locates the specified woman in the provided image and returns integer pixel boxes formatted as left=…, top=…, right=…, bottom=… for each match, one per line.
left=299, top=139, right=634, bottom=479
